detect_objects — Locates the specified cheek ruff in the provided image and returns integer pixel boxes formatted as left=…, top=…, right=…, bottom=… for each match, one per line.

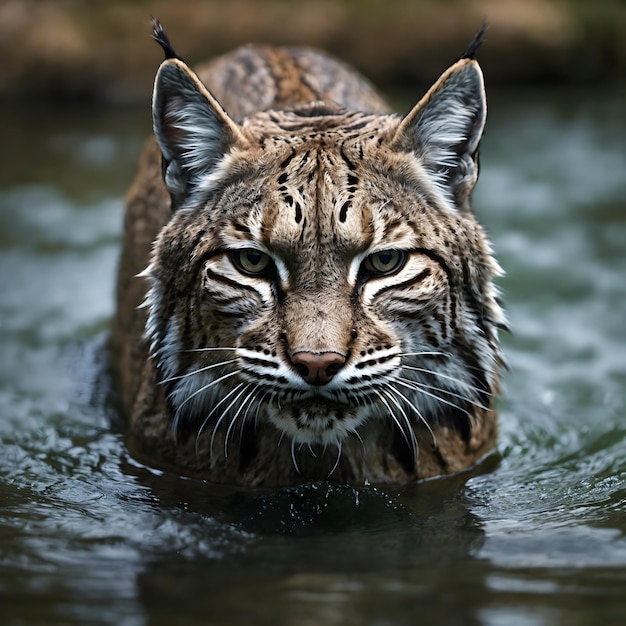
left=111, top=22, right=504, bottom=485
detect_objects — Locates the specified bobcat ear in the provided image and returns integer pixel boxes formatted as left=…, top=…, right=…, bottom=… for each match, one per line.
left=152, top=58, right=247, bottom=209
left=392, top=58, right=486, bottom=211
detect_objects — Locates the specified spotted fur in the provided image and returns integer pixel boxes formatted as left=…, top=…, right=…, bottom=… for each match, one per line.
left=110, top=26, right=506, bottom=486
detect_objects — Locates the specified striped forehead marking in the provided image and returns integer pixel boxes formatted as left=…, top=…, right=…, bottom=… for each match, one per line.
left=273, top=141, right=364, bottom=228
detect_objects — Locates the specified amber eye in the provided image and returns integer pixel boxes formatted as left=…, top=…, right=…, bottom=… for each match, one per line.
left=230, top=248, right=271, bottom=275
left=362, top=250, right=406, bottom=276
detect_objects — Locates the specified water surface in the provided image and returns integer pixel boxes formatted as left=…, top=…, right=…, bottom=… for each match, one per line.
left=0, top=90, right=625, bottom=625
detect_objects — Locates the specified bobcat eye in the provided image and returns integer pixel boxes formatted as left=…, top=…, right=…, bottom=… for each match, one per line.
left=230, top=248, right=271, bottom=275
left=362, top=250, right=406, bottom=276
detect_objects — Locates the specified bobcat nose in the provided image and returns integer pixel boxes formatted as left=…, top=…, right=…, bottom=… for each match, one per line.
left=290, top=351, right=346, bottom=386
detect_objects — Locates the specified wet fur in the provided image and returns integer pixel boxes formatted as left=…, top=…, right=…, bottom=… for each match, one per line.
left=109, top=23, right=505, bottom=486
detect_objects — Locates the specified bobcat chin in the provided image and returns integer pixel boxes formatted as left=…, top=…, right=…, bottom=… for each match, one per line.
left=109, top=20, right=506, bottom=487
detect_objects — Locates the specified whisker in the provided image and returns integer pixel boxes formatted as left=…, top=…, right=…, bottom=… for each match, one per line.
left=224, top=384, right=257, bottom=457
left=380, top=387, right=419, bottom=456
left=207, top=383, right=252, bottom=456
left=290, top=439, right=301, bottom=475
left=240, top=389, right=265, bottom=446
left=400, top=351, right=490, bottom=375
left=159, top=359, right=237, bottom=384
left=404, top=377, right=491, bottom=412
left=277, top=428, right=287, bottom=449
left=394, top=377, right=473, bottom=418
left=321, top=439, right=328, bottom=456
left=190, top=381, right=244, bottom=456
left=180, top=347, right=237, bottom=353
left=401, top=364, right=489, bottom=397
left=399, top=350, right=452, bottom=358
left=352, top=427, right=366, bottom=457
left=374, top=389, right=413, bottom=450
left=172, top=370, right=240, bottom=431
left=328, top=440, right=342, bottom=477
left=386, top=384, right=436, bottom=448
left=252, top=391, right=269, bottom=431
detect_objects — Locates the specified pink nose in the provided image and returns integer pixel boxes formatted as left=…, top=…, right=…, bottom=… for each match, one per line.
left=290, top=351, right=346, bottom=385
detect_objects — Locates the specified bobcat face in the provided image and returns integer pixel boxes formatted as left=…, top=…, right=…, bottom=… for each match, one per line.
left=142, top=45, right=505, bottom=461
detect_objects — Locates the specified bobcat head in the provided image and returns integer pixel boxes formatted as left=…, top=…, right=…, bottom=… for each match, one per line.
left=140, top=27, right=506, bottom=470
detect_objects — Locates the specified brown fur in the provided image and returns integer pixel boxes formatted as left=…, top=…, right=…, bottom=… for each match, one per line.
left=109, top=42, right=505, bottom=486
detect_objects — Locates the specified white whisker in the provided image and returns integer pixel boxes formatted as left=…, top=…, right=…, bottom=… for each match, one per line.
left=401, top=364, right=489, bottom=397
left=352, top=427, right=366, bottom=456
left=405, top=377, right=490, bottom=412
left=173, top=370, right=238, bottom=414
left=238, top=388, right=264, bottom=447
left=374, top=388, right=412, bottom=450
left=380, top=387, right=419, bottom=456
left=290, top=439, right=301, bottom=475
left=224, top=384, right=257, bottom=457
left=328, top=440, right=342, bottom=477
left=180, top=347, right=237, bottom=353
left=277, top=428, right=287, bottom=449
left=204, top=383, right=250, bottom=456
left=400, top=351, right=490, bottom=376
left=395, top=377, right=472, bottom=418
left=386, top=385, right=436, bottom=448
left=252, top=391, right=269, bottom=430
left=193, top=381, right=246, bottom=455
left=159, top=359, right=237, bottom=384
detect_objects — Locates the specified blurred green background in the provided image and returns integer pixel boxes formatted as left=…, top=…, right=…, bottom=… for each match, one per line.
left=1, top=0, right=625, bottom=103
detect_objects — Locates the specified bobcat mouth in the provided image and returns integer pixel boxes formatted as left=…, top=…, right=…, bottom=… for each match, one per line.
left=287, top=395, right=346, bottom=410
left=280, top=388, right=364, bottom=417
left=265, top=393, right=367, bottom=445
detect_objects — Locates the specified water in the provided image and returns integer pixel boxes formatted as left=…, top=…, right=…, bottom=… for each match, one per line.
left=1, top=89, right=625, bottom=625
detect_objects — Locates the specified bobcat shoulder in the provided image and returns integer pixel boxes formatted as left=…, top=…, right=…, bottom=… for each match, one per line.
left=109, top=21, right=506, bottom=487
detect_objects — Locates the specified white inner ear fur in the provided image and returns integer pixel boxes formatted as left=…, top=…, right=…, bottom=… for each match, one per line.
left=152, top=59, right=247, bottom=198
left=393, top=59, right=486, bottom=208
left=161, top=93, right=227, bottom=173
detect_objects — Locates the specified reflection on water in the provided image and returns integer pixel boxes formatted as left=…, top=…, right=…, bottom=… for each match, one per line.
left=0, top=90, right=625, bottom=625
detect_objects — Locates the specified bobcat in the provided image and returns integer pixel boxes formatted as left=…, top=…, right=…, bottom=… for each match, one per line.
left=109, top=20, right=506, bottom=487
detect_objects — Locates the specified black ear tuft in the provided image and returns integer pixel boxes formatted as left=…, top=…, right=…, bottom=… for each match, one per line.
left=150, top=17, right=181, bottom=61
left=461, top=21, right=488, bottom=60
